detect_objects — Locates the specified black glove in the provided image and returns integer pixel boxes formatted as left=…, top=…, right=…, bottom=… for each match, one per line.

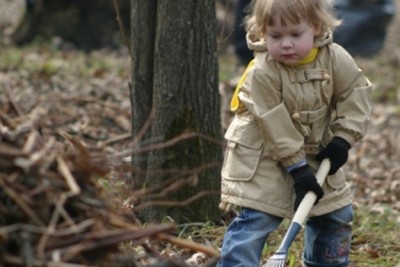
left=316, top=137, right=351, bottom=175
left=290, top=164, right=324, bottom=211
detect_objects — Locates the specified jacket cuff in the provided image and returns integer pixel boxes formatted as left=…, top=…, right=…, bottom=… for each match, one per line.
left=334, top=131, right=356, bottom=147
left=280, top=148, right=306, bottom=168
left=286, top=159, right=308, bottom=173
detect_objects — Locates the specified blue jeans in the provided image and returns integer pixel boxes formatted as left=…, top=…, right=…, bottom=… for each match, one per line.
left=217, top=205, right=353, bottom=267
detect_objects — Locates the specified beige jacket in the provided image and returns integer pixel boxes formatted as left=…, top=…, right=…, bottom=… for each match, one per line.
left=220, top=31, right=372, bottom=218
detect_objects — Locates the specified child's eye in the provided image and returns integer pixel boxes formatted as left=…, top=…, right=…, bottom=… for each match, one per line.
left=268, top=34, right=280, bottom=39
left=292, top=33, right=301, bottom=37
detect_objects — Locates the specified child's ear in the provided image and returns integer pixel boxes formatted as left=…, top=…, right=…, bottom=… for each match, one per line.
left=314, top=25, right=322, bottom=36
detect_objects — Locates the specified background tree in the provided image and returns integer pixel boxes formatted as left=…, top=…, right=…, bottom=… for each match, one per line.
left=130, top=0, right=223, bottom=223
left=12, top=0, right=130, bottom=50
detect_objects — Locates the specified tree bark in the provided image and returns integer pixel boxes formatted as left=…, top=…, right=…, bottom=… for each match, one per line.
left=130, top=0, right=222, bottom=223
left=130, top=0, right=157, bottom=177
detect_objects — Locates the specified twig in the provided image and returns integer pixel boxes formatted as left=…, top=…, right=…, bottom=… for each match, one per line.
left=2, top=255, right=91, bottom=267
left=157, top=233, right=219, bottom=258
left=124, top=162, right=220, bottom=207
left=110, top=216, right=219, bottom=257
left=131, top=106, right=156, bottom=147
left=112, top=0, right=131, bottom=56
left=103, top=132, right=131, bottom=145
left=22, top=130, right=41, bottom=154
left=57, top=156, right=81, bottom=195
left=0, top=173, right=45, bottom=226
left=0, top=110, right=17, bottom=129
left=5, top=85, right=24, bottom=116
left=39, top=149, right=58, bottom=175
left=14, top=137, right=56, bottom=172
left=60, top=225, right=176, bottom=261
left=108, top=131, right=224, bottom=161
left=37, top=157, right=82, bottom=259
left=0, top=220, right=95, bottom=237
left=37, top=193, right=68, bottom=260
left=0, top=142, right=27, bottom=157
left=134, top=190, right=220, bottom=210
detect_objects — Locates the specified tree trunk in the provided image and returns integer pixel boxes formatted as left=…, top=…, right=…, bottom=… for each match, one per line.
left=130, top=1, right=222, bottom=223
left=130, top=0, right=157, bottom=178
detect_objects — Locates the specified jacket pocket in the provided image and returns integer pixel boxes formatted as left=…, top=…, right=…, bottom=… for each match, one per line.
left=221, top=116, right=263, bottom=181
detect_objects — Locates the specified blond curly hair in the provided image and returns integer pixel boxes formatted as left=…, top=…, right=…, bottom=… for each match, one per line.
left=245, top=0, right=341, bottom=39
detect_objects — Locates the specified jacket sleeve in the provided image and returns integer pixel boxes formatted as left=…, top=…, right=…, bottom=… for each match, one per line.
left=239, top=63, right=306, bottom=167
left=330, top=45, right=372, bottom=146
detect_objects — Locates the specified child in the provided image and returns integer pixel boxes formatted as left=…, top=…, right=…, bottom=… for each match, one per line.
left=217, top=0, right=372, bottom=266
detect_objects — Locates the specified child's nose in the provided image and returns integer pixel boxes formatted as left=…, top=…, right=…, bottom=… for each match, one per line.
left=281, top=38, right=292, bottom=49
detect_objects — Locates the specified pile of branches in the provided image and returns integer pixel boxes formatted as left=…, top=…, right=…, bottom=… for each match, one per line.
left=0, top=96, right=218, bottom=266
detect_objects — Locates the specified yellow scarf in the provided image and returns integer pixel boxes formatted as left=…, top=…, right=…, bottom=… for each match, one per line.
left=230, top=60, right=255, bottom=112
left=230, top=48, right=319, bottom=112
left=296, top=48, right=319, bottom=65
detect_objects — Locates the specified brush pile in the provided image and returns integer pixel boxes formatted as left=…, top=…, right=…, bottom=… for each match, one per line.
left=0, top=93, right=218, bottom=266
left=0, top=109, right=167, bottom=266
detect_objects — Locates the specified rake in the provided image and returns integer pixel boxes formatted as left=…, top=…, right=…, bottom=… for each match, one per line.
left=263, top=159, right=331, bottom=267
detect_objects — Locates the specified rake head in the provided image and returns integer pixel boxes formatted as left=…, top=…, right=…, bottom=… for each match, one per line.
left=262, top=252, right=287, bottom=267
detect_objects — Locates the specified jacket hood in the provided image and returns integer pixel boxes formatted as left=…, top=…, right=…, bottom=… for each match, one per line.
left=246, top=30, right=333, bottom=53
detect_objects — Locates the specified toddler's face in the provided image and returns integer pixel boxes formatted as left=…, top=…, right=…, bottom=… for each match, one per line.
left=265, top=15, right=319, bottom=66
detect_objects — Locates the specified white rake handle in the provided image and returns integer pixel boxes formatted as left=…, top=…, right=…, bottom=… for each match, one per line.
left=261, top=159, right=332, bottom=267
left=292, top=159, right=331, bottom=225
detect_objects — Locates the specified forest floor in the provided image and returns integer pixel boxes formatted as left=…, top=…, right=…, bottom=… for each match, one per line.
left=0, top=1, right=400, bottom=266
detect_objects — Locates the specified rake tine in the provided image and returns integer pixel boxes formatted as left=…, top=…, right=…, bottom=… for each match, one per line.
left=262, top=221, right=302, bottom=267
left=263, top=257, right=286, bottom=267
left=264, top=261, right=286, bottom=267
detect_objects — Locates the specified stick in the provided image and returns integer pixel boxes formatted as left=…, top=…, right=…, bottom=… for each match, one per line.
left=0, top=174, right=45, bottom=226
left=110, top=216, right=219, bottom=257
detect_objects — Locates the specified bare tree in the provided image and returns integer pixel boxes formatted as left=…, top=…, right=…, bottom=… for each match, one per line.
left=130, top=1, right=223, bottom=223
